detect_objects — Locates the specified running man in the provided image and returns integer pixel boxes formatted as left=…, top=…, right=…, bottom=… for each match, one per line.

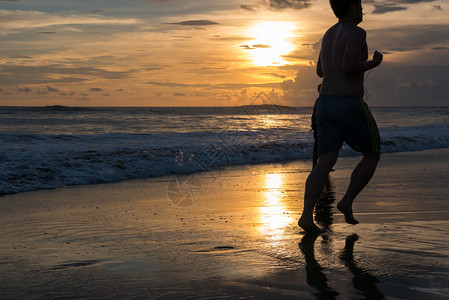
left=298, top=0, right=383, bottom=233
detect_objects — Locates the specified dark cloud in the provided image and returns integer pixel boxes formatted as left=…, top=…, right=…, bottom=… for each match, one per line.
left=38, top=31, right=56, bottom=34
left=433, top=4, right=443, bottom=11
left=278, top=62, right=449, bottom=106
left=365, top=64, right=449, bottom=106
left=372, top=4, right=407, bottom=14
left=146, top=81, right=281, bottom=90
left=202, top=67, right=228, bottom=70
left=401, top=0, right=435, bottom=3
left=263, top=73, right=287, bottom=79
left=240, top=44, right=271, bottom=49
left=0, top=64, right=131, bottom=85
left=280, top=65, right=321, bottom=105
left=173, top=93, right=185, bottom=96
left=46, top=86, right=59, bottom=92
left=432, top=47, right=449, bottom=50
left=369, top=24, right=449, bottom=52
left=264, top=0, right=312, bottom=11
left=88, top=10, right=106, bottom=14
left=165, top=20, right=219, bottom=26
left=7, top=55, right=32, bottom=59
left=372, top=0, right=436, bottom=14
left=240, top=4, right=256, bottom=11
left=58, top=92, right=75, bottom=96
left=90, top=88, right=103, bottom=91
left=389, top=47, right=423, bottom=52
left=143, top=67, right=163, bottom=71
left=17, top=87, right=32, bottom=93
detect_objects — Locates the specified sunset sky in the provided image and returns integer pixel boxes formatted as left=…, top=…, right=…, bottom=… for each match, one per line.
left=1, top=0, right=448, bottom=107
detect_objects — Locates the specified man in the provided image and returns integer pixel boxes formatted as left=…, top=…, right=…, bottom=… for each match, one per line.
left=298, top=0, right=383, bottom=233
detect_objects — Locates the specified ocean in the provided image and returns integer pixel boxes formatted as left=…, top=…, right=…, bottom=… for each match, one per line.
left=1, top=105, right=449, bottom=196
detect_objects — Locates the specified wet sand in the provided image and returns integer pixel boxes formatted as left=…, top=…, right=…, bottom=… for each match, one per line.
left=1, top=148, right=449, bottom=299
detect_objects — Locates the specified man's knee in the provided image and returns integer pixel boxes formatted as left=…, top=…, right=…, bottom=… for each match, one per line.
left=363, top=152, right=380, bottom=161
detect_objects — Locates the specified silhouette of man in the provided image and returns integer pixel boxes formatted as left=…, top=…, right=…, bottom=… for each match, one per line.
left=299, top=0, right=383, bottom=233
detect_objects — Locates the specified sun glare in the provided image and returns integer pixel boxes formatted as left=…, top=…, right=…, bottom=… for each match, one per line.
left=246, top=21, right=296, bottom=67
left=259, top=173, right=293, bottom=241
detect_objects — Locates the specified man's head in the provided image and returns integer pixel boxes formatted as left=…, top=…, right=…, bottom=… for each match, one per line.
left=330, top=0, right=362, bottom=20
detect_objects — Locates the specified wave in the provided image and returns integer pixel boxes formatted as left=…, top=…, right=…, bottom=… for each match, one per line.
left=1, top=123, right=449, bottom=196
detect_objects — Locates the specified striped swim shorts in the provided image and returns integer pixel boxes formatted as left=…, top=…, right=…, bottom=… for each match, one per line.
left=316, top=95, right=380, bottom=156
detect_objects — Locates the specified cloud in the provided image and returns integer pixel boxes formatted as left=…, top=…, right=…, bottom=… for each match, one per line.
left=46, top=86, right=59, bottom=92
left=280, top=65, right=321, bottom=105
left=58, top=92, right=74, bottom=96
left=143, top=67, right=163, bottom=71
left=145, top=81, right=281, bottom=90
left=88, top=10, right=106, bottom=14
left=371, top=0, right=437, bottom=14
left=263, top=0, right=312, bottom=11
left=432, top=47, right=449, bottom=50
left=90, top=87, right=103, bottom=91
left=240, top=44, right=271, bottom=49
left=16, top=86, right=32, bottom=93
left=389, top=47, right=423, bottom=52
left=365, top=64, right=449, bottom=106
left=401, top=0, right=435, bottom=3
left=38, top=31, right=56, bottom=34
left=433, top=4, right=443, bottom=10
left=262, top=73, right=287, bottom=79
left=0, top=9, right=141, bottom=36
left=0, top=64, right=131, bottom=85
left=372, top=4, right=408, bottom=14
left=240, top=4, right=256, bottom=11
left=165, top=20, right=219, bottom=26
left=368, top=24, right=449, bottom=55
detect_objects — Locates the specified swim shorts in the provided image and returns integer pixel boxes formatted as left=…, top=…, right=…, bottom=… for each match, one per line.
left=316, top=95, right=380, bottom=156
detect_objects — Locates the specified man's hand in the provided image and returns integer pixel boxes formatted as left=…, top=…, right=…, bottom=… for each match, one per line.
left=373, top=50, right=383, bottom=67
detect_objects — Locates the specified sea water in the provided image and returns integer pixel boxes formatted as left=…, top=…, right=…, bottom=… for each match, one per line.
left=1, top=105, right=449, bottom=195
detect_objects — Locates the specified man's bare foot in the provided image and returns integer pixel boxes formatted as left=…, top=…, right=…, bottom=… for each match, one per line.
left=337, top=202, right=359, bottom=225
left=298, top=217, right=325, bottom=233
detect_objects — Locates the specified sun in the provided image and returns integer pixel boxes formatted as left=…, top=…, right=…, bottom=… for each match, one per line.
left=245, top=21, right=296, bottom=67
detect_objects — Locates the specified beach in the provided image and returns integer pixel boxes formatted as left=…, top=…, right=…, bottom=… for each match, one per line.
left=1, top=148, right=448, bottom=299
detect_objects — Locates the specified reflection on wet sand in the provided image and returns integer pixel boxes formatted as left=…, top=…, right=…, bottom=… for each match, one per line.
left=299, top=233, right=339, bottom=299
left=340, top=234, right=384, bottom=300
left=315, top=179, right=336, bottom=231
left=259, top=173, right=294, bottom=241
left=299, top=178, right=384, bottom=299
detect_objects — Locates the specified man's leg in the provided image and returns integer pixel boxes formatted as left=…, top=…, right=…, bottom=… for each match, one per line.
left=299, top=149, right=339, bottom=233
left=337, top=153, right=380, bottom=224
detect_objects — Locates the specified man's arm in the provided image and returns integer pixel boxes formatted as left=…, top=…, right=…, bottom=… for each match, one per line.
left=342, top=28, right=382, bottom=76
left=317, top=51, right=323, bottom=78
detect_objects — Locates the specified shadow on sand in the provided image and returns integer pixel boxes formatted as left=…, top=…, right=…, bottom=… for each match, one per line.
left=299, top=178, right=384, bottom=299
